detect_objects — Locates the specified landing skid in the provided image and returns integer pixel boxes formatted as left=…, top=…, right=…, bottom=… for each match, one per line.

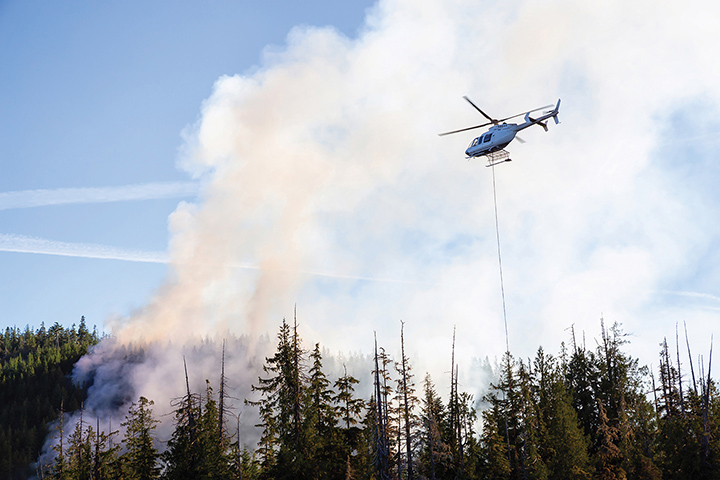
left=485, top=150, right=511, bottom=167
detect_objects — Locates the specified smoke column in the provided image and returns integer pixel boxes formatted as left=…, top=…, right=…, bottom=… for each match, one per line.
left=37, top=0, right=720, bottom=467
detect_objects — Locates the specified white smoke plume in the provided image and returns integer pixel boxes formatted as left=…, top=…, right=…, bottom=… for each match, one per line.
left=37, top=0, right=720, bottom=467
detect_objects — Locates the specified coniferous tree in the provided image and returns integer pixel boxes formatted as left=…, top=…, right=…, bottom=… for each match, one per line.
left=371, top=336, right=391, bottom=480
left=162, top=358, right=202, bottom=480
left=418, top=373, right=451, bottom=480
left=247, top=318, right=309, bottom=479
left=91, top=419, right=121, bottom=480
left=654, top=342, right=718, bottom=480
left=376, top=345, right=396, bottom=476
left=533, top=348, right=592, bottom=480
left=565, top=339, right=600, bottom=445
left=120, top=396, right=160, bottom=480
left=13, top=316, right=720, bottom=480
left=334, top=364, right=366, bottom=479
left=305, top=343, right=342, bottom=480
left=0, top=321, right=98, bottom=480
left=196, top=381, right=234, bottom=478
left=48, top=401, right=69, bottom=480
left=65, top=408, right=92, bottom=480
left=394, top=321, right=419, bottom=480
left=595, top=399, right=624, bottom=480
left=478, top=402, right=511, bottom=480
left=516, top=359, right=548, bottom=480
left=334, top=365, right=364, bottom=430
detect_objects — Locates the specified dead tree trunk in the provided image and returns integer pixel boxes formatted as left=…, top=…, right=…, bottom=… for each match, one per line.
left=684, top=321, right=698, bottom=395
left=701, top=338, right=713, bottom=465
left=400, top=321, right=414, bottom=480
left=373, top=333, right=390, bottom=480
left=676, top=323, right=685, bottom=414
left=219, top=338, right=226, bottom=445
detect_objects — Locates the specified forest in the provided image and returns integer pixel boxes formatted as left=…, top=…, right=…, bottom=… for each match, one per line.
left=1, top=316, right=718, bottom=480
left=0, top=318, right=99, bottom=479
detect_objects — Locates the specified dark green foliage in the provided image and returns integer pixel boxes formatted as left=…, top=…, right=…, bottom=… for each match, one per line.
left=393, top=321, right=418, bottom=480
left=0, top=319, right=98, bottom=480
left=305, top=343, right=344, bottom=480
left=418, top=374, right=452, bottom=480
left=161, top=389, right=201, bottom=480
left=246, top=317, right=311, bottom=479
left=120, top=396, right=160, bottom=480
left=334, top=365, right=364, bottom=430
left=477, top=321, right=720, bottom=480
left=8, top=316, right=720, bottom=480
left=162, top=381, right=234, bottom=480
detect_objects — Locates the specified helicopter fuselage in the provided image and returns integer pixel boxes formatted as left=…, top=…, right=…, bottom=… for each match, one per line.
left=465, top=123, right=518, bottom=158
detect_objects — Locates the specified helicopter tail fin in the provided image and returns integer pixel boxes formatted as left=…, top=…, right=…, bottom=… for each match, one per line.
left=552, top=99, right=561, bottom=124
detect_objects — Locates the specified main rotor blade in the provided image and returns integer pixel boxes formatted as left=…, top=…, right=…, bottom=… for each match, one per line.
left=438, top=99, right=556, bottom=136
left=497, top=104, right=554, bottom=123
left=516, top=136, right=526, bottom=144
left=438, top=121, right=493, bottom=136
left=463, top=96, right=495, bottom=123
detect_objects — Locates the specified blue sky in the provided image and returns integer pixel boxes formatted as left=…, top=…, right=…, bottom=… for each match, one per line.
left=2, top=0, right=720, bottom=390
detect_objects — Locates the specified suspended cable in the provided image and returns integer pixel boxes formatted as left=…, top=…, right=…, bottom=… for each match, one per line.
left=490, top=164, right=514, bottom=471
left=491, top=164, right=510, bottom=354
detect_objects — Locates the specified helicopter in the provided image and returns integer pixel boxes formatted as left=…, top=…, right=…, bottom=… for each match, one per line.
left=439, top=97, right=561, bottom=166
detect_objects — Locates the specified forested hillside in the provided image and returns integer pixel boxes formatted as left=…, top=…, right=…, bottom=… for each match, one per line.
left=0, top=318, right=98, bottom=480
left=27, top=317, right=719, bottom=479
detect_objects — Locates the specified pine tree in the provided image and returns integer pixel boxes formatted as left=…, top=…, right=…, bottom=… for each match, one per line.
left=516, top=358, right=549, bottom=480
left=65, top=407, right=92, bottom=480
left=48, top=401, right=69, bottom=480
left=595, top=399, right=625, bottom=480
left=377, top=345, right=396, bottom=477
left=371, top=336, right=391, bottom=480
left=195, top=381, right=233, bottom=478
left=497, top=351, right=521, bottom=479
left=91, top=419, right=121, bottom=480
left=478, top=402, right=511, bottom=480
left=394, top=321, right=419, bottom=480
left=162, top=356, right=202, bottom=480
left=418, top=373, right=451, bottom=479
left=334, top=365, right=364, bottom=430
left=334, top=364, right=366, bottom=479
left=305, top=343, right=342, bottom=480
left=120, top=396, right=160, bottom=480
left=247, top=317, right=309, bottom=479
left=532, top=348, right=592, bottom=480
left=0, top=322, right=98, bottom=479
left=565, top=339, right=600, bottom=446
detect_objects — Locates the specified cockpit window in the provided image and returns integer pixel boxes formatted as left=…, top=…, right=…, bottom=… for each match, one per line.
left=470, top=138, right=480, bottom=147
left=483, top=133, right=492, bottom=143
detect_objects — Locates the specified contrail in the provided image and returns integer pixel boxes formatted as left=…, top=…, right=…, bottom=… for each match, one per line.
left=659, top=290, right=720, bottom=303
left=0, top=234, right=169, bottom=263
left=0, top=234, right=436, bottom=285
left=0, top=181, right=199, bottom=210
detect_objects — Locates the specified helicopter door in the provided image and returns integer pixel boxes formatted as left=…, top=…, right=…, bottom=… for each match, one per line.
left=482, top=133, right=492, bottom=143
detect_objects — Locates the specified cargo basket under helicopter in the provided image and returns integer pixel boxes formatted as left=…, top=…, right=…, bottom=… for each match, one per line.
left=484, top=149, right=511, bottom=167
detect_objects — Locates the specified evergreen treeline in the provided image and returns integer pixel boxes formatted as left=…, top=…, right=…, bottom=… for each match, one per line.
left=0, top=318, right=98, bottom=480
left=22, top=317, right=720, bottom=479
